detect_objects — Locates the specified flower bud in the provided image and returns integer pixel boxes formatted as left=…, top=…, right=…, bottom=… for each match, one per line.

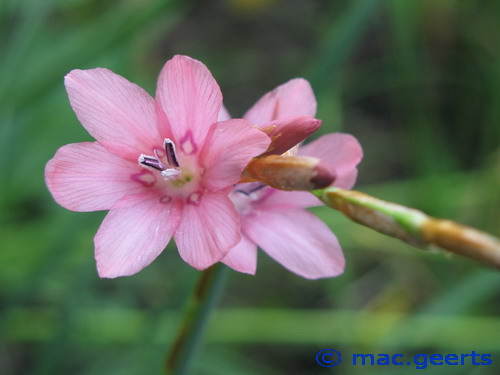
left=258, top=116, right=321, bottom=156
left=243, top=155, right=335, bottom=191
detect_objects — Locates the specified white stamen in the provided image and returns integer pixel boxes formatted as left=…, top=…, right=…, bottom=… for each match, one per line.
left=161, top=168, right=182, bottom=180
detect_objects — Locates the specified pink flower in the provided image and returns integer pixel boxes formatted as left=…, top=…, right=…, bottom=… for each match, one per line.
left=220, top=79, right=363, bottom=279
left=45, top=55, right=270, bottom=278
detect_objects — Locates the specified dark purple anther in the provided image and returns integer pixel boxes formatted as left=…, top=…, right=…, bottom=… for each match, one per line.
left=138, top=154, right=164, bottom=171
left=164, top=138, right=180, bottom=167
left=234, top=183, right=266, bottom=196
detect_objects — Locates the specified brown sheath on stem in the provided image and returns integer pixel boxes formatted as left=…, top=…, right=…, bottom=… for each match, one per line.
left=421, top=218, right=500, bottom=268
left=321, top=188, right=500, bottom=269
left=242, top=155, right=500, bottom=269
left=242, top=155, right=335, bottom=191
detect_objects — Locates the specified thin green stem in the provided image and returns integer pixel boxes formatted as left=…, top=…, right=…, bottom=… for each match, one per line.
left=165, top=263, right=229, bottom=375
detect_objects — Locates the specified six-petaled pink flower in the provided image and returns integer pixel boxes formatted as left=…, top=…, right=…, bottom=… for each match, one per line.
left=45, top=55, right=271, bottom=278
left=220, top=79, right=363, bottom=279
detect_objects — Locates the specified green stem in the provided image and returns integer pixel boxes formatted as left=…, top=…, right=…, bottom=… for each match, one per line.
left=165, top=263, right=229, bottom=375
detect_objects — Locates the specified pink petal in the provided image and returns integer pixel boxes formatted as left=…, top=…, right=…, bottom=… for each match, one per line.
left=95, top=194, right=181, bottom=278
left=257, top=189, right=322, bottom=209
left=65, top=68, right=160, bottom=160
left=200, top=119, right=270, bottom=191
left=334, top=168, right=359, bottom=190
left=244, top=78, right=317, bottom=125
left=299, top=133, right=363, bottom=171
left=45, top=142, right=146, bottom=212
left=299, top=133, right=363, bottom=189
left=221, top=235, right=258, bottom=275
left=175, top=190, right=241, bottom=270
left=156, top=55, right=222, bottom=146
left=218, top=105, right=231, bottom=121
left=259, top=116, right=321, bottom=156
left=243, top=209, right=345, bottom=279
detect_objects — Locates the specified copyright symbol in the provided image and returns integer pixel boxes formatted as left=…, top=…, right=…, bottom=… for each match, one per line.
left=316, top=349, right=342, bottom=367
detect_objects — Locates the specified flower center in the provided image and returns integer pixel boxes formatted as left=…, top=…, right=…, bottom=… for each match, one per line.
left=136, top=137, right=200, bottom=204
left=138, top=138, right=197, bottom=189
left=138, top=138, right=183, bottom=180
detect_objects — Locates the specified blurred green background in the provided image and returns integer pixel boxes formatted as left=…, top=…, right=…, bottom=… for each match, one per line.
left=1, top=0, right=499, bottom=374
